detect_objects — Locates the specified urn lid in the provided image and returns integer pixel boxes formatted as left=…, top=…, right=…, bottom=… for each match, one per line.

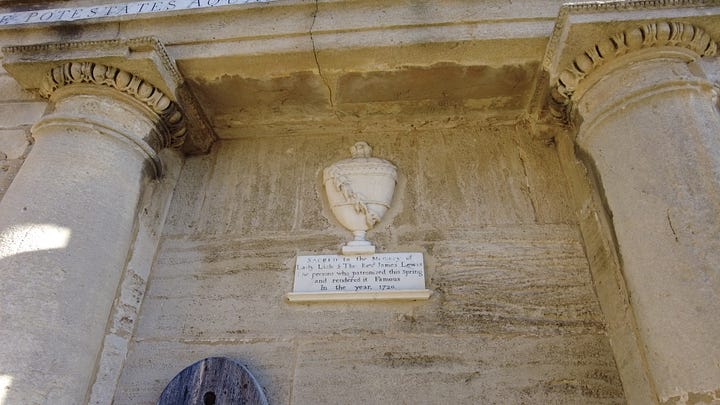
left=323, top=141, right=397, bottom=180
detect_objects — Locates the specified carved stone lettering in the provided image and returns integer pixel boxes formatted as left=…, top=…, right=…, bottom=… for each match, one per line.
left=293, top=253, right=425, bottom=293
left=0, top=0, right=275, bottom=26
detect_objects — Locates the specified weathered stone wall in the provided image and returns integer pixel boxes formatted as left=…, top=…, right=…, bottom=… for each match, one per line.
left=115, top=125, right=625, bottom=404
left=0, top=65, right=41, bottom=201
left=555, top=128, right=655, bottom=404
left=0, top=1, right=718, bottom=403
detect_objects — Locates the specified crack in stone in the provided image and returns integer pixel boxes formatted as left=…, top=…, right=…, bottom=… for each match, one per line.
left=514, top=134, right=539, bottom=222
left=667, top=209, right=679, bottom=242
left=310, top=0, right=336, bottom=111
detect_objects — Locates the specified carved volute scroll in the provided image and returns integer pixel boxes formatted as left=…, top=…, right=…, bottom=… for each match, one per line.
left=39, top=61, right=187, bottom=150
left=550, top=21, right=718, bottom=120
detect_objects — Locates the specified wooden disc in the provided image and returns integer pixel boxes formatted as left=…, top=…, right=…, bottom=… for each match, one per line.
left=157, top=357, right=269, bottom=405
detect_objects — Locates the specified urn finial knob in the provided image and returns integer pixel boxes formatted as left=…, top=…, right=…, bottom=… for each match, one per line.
left=350, top=141, right=372, bottom=158
left=323, top=141, right=397, bottom=255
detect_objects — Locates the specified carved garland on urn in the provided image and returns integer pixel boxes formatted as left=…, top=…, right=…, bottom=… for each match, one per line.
left=39, top=61, right=187, bottom=149
left=323, top=141, right=397, bottom=255
left=551, top=21, right=718, bottom=119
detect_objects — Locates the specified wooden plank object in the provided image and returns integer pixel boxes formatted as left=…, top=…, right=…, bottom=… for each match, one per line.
left=157, top=357, right=269, bottom=405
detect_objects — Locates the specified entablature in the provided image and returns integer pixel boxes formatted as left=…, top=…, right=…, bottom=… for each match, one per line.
left=0, top=0, right=717, bottom=140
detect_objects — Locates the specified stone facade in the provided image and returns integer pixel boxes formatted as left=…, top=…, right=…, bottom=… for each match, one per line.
left=0, top=1, right=718, bottom=404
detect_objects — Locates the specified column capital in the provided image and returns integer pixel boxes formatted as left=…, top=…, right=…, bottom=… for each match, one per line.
left=38, top=61, right=186, bottom=150
left=1, top=37, right=215, bottom=155
left=542, top=1, right=720, bottom=122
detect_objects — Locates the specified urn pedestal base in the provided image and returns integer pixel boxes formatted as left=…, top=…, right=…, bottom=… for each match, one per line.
left=342, top=243, right=376, bottom=255
left=342, top=230, right=375, bottom=255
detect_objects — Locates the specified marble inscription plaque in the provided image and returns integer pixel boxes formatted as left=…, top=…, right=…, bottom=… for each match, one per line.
left=287, top=253, right=431, bottom=302
left=0, top=0, right=275, bottom=27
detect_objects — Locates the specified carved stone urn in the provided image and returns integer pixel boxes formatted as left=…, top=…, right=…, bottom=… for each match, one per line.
left=323, top=142, right=397, bottom=255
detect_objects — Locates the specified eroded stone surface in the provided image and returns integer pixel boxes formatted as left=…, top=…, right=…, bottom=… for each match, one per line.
left=88, top=149, right=184, bottom=405
left=117, top=127, right=622, bottom=404
left=189, top=62, right=541, bottom=139
left=0, top=128, right=31, bottom=201
left=1, top=1, right=718, bottom=403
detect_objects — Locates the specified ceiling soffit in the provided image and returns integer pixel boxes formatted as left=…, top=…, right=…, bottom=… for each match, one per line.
left=0, top=1, right=717, bottom=139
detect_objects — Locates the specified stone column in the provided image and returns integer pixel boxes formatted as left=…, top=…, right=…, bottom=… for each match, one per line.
left=554, top=22, right=720, bottom=403
left=0, top=62, right=185, bottom=404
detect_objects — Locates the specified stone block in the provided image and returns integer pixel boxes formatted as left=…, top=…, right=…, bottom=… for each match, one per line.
left=0, top=128, right=29, bottom=159
left=0, top=74, right=37, bottom=102
left=291, top=334, right=623, bottom=404
left=0, top=157, right=23, bottom=199
left=125, top=126, right=623, bottom=404
left=0, top=101, right=46, bottom=128
left=163, top=126, right=574, bottom=239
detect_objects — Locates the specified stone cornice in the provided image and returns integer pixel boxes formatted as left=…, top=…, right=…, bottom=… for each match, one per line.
left=1, top=37, right=216, bottom=154
left=1, top=36, right=181, bottom=102
left=551, top=21, right=717, bottom=109
left=539, top=0, right=720, bottom=122
left=3, top=37, right=183, bottom=89
left=543, top=0, right=720, bottom=72
left=0, top=1, right=277, bottom=27
left=561, top=0, right=720, bottom=13
left=40, top=61, right=187, bottom=149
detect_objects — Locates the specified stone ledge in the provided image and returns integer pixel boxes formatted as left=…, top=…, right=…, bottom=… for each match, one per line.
left=286, top=289, right=432, bottom=303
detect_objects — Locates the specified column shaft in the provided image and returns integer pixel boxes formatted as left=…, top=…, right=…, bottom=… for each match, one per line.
left=575, top=56, right=720, bottom=401
left=0, top=89, right=160, bottom=404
